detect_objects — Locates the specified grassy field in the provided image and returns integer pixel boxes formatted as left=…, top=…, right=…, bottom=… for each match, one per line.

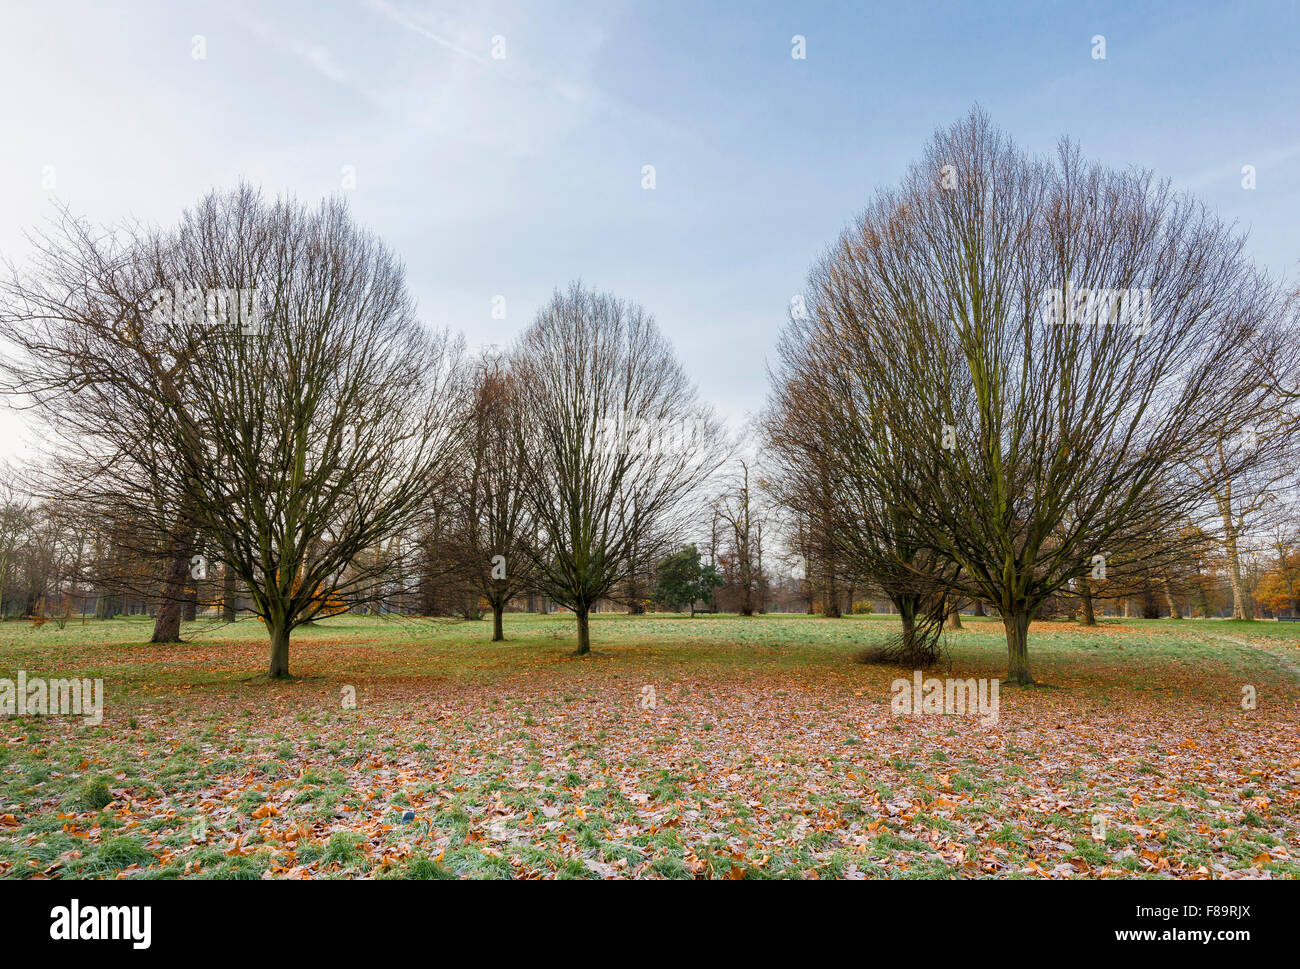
left=1, top=611, right=1297, bottom=879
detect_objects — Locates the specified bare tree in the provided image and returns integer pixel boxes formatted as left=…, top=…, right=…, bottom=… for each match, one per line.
left=766, top=313, right=957, bottom=664
left=1190, top=418, right=1298, bottom=619
left=456, top=351, right=537, bottom=640
left=511, top=283, right=726, bottom=654
left=712, top=459, right=765, bottom=616
left=789, top=108, right=1291, bottom=682
left=0, top=203, right=206, bottom=640
left=0, top=469, right=32, bottom=619
left=1, top=186, right=465, bottom=677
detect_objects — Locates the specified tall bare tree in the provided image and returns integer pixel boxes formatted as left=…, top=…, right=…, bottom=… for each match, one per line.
left=511, top=283, right=726, bottom=654
left=0, top=203, right=204, bottom=640
left=712, top=459, right=765, bottom=616
left=1190, top=418, right=1298, bottom=619
left=0, top=470, right=32, bottom=619
left=2, top=186, right=465, bottom=676
left=456, top=352, right=536, bottom=640
left=789, top=108, right=1291, bottom=682
left=767, top=313, right=958, bottom=663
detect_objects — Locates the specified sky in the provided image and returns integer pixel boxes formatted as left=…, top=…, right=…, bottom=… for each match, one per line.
left=1, top=0, right=1298, bottom=462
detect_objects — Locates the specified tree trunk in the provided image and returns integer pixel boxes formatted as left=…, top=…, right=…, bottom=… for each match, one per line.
left=492, top=602, right=505, bottom=642
left=822, top=581, right=841, bottom=618
left=222, top=567, right=237, bottom=623
left=822, top=568, right=839, bottom=617
left=1162, top=579, right=1180, bottom=619
left=738, top=543, right=753, bottom=616
left=1141, top=582, right=1161, bottom=619
left=900, top=606, right=916, bottom=654
left=183, top=587, right=198, bottom=622
left=151, top=542, right=191, bottom=643
left=1224, top=528, right=1250, bottom=619
left=575, top=605, right=591, bottom=655
left=1079, top=579, right=1096, bottom=626
left=268, top=621, right=291, bottom=678
left=945, top=603, right=963, bottom=630
left=1003, top=610, right=1034, bottom=685
left=972, top=600, right=986, bottom=617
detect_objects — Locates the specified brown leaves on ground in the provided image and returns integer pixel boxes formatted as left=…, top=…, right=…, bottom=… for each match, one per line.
left=1, top=615, right=1297, bottom=879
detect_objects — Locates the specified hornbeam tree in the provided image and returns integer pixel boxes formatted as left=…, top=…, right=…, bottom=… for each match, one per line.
left=766, top=311, right=960, bottom=664
left=794, top=108, right=1292, bottom=683
left=1, top=186, right=465, bottom=677
left=456, top=352, right=537, bottom=641
left=511, top=283, right=726, bottom=655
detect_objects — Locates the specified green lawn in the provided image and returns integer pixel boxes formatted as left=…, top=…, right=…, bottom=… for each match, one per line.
left=1, top=612, right=1297, bottom=879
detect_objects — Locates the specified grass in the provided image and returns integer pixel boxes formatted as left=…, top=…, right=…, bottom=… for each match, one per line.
left=1, top=611, right=1297, bottom=879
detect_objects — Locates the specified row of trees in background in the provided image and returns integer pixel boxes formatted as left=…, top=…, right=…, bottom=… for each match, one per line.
left=0, top=190, right=732, bottom=675
left=5, top=466, right=1292, bottom=628
left=1, top=109, right=1297, bottom=685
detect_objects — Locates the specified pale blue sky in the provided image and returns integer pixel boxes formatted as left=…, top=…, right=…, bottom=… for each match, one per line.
left=2, top=0, right=1297, bottom=459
